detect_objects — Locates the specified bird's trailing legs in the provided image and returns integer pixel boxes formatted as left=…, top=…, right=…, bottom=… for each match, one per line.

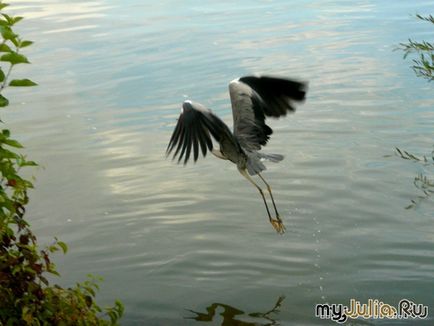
left=238, top=168, right=285, bottom=234
left=258, top=172, right=285, bottom=233
left=257, top=172, right=280, bottom=216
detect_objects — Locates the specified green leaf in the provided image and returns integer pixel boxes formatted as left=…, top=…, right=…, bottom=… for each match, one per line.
left=39, top=276, right=49, bottom=285
left=1, top=14, right=12, bottom=24
left=0, top=43, right=12, bottom=52
left=19, top=40, right=33, bottom=48
left=3, top=138, right=23, bottom=148
left=0, top=68, right=4, bottom=82
left=0, top=147, right=18, bottom=159
left=48, top=269, right=60, bottom=277
left=12, top=17, right=23, bottom=25
left=0, top=52, right=29, bottom=65
left=9, top=79, right=37, bottom=87
left=20, top=160, right=38, bottom=167
left=0, top=94, right=9, bottom=107
left=57, top=241, right=68, bottom=254
left=10, top=37, right=19, bottom=48
left=0, top=26, right=17, bottom=41
left=0, top=14, right=21, bottom=26
left=0, top=4, right=9, bottom=11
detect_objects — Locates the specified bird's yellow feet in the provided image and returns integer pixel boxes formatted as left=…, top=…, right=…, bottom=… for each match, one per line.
left=270, top=217, right=285, bottom=234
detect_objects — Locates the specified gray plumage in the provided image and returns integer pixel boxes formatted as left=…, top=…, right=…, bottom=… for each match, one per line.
left=167, top=75, right=307, bottom=234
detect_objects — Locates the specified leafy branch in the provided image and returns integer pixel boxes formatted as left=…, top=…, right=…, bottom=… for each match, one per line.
left=0, top=2, right=123, bottom=324
left=395, top=147, right=434, bottom=209
left=395, top=147, right=434, bottom=164
left=398, top=14, right=434, bottom=81
left=395, top=14, right=434, bottom=208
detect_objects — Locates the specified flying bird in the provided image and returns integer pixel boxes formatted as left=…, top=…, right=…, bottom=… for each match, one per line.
left=166, top=76, right=307, bottom=234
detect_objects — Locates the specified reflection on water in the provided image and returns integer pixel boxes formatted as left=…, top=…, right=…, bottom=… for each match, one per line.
left=186, top=296, right=285, bottom=326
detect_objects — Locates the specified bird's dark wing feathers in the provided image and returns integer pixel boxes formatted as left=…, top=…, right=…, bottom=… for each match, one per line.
left=239, top=76, right=306, bottom=116
left=230, top=75, right=307, bottom=151
left=166, top=101, right=231, bottom=164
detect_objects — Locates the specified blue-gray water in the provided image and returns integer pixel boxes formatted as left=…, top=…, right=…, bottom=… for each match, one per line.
left=6, top=0, right=434, bottom=325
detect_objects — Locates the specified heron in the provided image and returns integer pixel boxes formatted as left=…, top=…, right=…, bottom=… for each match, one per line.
left=166, top=75, right=307, bottom=234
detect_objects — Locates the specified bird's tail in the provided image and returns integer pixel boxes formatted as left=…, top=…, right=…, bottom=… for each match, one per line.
left=246, top=152, right=284, bottom=175
left=258, top=152, right=284, bottom=163
left=246, top=152, right=266, bottom=175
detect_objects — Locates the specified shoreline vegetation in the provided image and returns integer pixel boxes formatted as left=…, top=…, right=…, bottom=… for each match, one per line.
left=0, top=2, right=123, bottom=324
left=396, top=14, right=434, bottom=209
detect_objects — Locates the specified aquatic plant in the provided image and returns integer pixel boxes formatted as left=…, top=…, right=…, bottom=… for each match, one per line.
left=0, top=1, right=123, bottom=324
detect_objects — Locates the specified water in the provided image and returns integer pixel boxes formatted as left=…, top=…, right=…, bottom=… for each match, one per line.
left=5, top=0, right=434, bottom=325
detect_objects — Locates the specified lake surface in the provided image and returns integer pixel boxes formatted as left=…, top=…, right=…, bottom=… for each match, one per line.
left=7, top=0, right=434, bottom=325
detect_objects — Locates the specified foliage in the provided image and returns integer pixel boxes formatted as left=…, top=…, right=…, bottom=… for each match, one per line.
left=395, top=14, right=434, bottom=208
left=395, top=147, right=434, bottom=209
left=398, top=14, right=434, bottom=81
left=0, top=2, right=123, bottom=324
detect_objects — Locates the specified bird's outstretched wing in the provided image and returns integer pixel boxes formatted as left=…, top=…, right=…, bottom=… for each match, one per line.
left=229, top=75, right=307, bottom=151
left=166, top=100, right=232, bottom=164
